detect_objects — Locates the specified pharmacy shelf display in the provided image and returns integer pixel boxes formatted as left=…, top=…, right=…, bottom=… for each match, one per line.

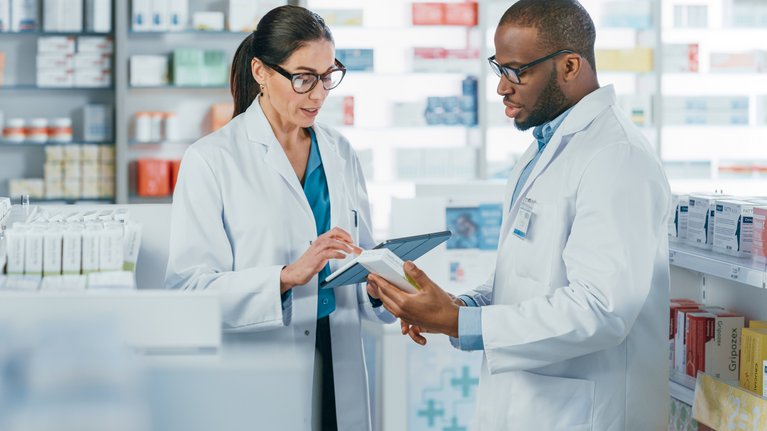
left=668, top=242, right=767, bottom=429
left=661, top=0, right=767, bottom=195
left=0, top=1, right=116, bottom=203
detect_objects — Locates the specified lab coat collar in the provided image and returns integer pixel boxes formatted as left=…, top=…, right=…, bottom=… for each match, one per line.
left=243, top=96, right=314, bottom=221
left=506, top=85, right=616, bottom=217
left=243, top=96, right=348, bottom=231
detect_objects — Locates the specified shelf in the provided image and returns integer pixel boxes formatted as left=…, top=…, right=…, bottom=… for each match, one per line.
left=129, top=196, right=172, bottom=204
left=669, top=369, right=696, bottom=406
left=31, top=198, right=114, bottom=204
left=0, top=140, right=114, bottom=147
left=128, top=30, right=248, bottom=36
left=0, top=31, right=112, bottom=36
left=0, top=85, right=113, bottom=91
left=669, top=242, right=767, bottom=288
left=129, top=84, right=228, bottom=90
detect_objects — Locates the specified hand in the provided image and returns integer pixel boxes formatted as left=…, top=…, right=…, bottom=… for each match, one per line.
left=367, top=261, right=460, bottom=338
left=280, top=227, right=362, bottom=293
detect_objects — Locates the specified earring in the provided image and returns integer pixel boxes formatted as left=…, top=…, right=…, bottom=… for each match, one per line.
left=259, top=84, right=265, bottom=93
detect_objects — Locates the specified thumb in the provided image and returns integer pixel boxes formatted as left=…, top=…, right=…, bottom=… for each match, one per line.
left=403, top=261, right=433, bottom=292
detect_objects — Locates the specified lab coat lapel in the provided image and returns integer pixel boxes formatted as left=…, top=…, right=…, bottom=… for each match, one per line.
left=244, top=97, right=314, bottom=222
left=313, top=126, right=348, bottom=234
left=499, top=143, right=538, bottom=240
left=506, top=85, right=617, bottom=217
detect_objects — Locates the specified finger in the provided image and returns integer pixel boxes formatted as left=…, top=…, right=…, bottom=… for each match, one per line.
left=403, top=261, right=436, bottom=292
left=400, top=320, right=409, bottom=335
left=326, top=227, right=353, bottom=243
left=366, top=282, right=379, bottom=299
left=409, top=327, right=427, bottom=345
left=370, top=274, right=409, bottom=318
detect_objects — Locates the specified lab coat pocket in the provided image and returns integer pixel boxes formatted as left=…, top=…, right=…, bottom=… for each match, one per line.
left=508, top=371, right=594, bottom=430
left=509, top=196, right=557, bottom=282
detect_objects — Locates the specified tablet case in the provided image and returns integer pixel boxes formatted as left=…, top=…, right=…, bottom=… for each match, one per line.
left=319, top=230, right=451, bottom=289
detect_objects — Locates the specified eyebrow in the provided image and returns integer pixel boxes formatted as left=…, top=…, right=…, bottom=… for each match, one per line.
left=293, top=64, right=337, bottom=73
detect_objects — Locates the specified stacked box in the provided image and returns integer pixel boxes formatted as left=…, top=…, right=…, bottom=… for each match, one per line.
left=336, top=49, right=374, bottom=72
left=752, top=206, right=767, bottom=262
left=37, top=37, right=75, bottom=87
left=136, top=159, right=170, bottom=196
left=710, top=51, right=767, bottom=73
left=669, top=300, right=702, bottom=367
left=663, top=96, right=749, bottom=126
left=663, top=43, right=699, bottom=73
left=687, top=194, right=727, bottom=249
left=740, top=328, right=767, bottom=395
left=713, top=199, right=754, bottom=257
left=316, top=96, right=354, bottom=127
left=669, top=193, right=689, bottom=241
left=685, top=311, right=744, bottom=380
left=43, top=0, right=82, bottom=32
left=44, top=144, right=64, bottom=199
left=595, top=48, right=653, bottom=72
left=411, top=2, right=477, bottom=26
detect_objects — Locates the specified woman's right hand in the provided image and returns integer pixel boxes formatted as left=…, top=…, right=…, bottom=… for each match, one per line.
left=280, top=227, right=362, bottom=293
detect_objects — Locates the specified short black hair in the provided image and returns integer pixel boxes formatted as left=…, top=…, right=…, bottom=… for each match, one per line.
left=499, top=0, right=596, bottom=70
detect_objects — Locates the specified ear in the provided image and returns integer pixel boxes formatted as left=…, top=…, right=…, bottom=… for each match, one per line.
left=560, top=54, right=582, bottom=82
left=251, top=57, right=268, bottom=86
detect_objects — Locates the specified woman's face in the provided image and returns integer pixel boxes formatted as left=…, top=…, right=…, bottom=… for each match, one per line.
left=253, top=39, right=336, bottom=129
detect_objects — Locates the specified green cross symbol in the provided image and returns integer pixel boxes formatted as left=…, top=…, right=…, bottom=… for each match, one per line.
left=450, top=366, right=479, bottom=398
left=417, top=398, right=445, bottom=427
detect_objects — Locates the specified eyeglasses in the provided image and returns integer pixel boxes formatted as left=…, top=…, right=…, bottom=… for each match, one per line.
left=260, top=58, right=347, bottom=94
left=488, top=49, right=575, bottom=84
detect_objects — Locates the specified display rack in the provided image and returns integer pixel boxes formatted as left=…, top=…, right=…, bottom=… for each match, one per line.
left=670, top=242, right=767, bottom=289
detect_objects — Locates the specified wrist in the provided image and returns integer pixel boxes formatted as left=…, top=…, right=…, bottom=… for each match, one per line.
left=280, top=265, right=294, bottom=293
left=446, top=303, right=460, bottom=338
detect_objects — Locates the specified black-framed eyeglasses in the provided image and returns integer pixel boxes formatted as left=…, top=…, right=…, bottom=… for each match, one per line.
left=488, top=49, right=575, bottom=84
left=260, top=58, right=347, bottom=94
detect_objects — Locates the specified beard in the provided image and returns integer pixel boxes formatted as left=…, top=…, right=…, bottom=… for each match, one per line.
left=514, top=67, right=568, bottom=131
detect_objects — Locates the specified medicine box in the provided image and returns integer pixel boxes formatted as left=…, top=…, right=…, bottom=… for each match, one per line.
left=685, top=311, right=744, bottom=380
left=356, top=248, right=419, bottom=294
left=740, top=327, right=767, bottom=395
left=136, top=159, right=170, bottom=197
left=713, top=199, right=754, bottom=258
left=669, top=194, right=689, bottom=241
left=687, top=194, right=723, bottom=249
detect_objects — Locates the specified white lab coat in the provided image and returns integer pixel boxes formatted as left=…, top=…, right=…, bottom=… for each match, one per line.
left=461, top=86, right=671, bottom=430
left=165, top=97, right=395, bottom=431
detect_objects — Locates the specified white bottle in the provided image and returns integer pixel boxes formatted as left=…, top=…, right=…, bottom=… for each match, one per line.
left=134, top=111, right=151, bottom=142
left=27, top=118, right=49, bottom=142
left=163, top=112, right=179, bottom=141
left=49, top=118, right=73, bottom=142
left=3, top=118, right=26, bottom=142
left=150, top=111, right=163, bottom=141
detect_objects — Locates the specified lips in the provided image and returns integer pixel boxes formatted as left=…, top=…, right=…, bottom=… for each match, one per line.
left=301, top=107, right=320, bottom=117
left=503, top=101, right=522, bottom=119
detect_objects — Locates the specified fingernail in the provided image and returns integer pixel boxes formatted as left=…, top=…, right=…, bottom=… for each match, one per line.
left=405, top=261, right=415, bottom=271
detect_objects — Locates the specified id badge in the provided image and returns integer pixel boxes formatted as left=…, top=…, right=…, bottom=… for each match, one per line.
left=513, top=198, right=535, bottom=240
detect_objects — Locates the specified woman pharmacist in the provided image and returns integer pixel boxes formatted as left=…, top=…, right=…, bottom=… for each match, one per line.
left=165, top=6, right=394, bottom=430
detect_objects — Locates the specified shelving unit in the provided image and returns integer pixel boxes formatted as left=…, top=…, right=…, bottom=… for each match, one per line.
left=669, top=240, right=767, bottom=430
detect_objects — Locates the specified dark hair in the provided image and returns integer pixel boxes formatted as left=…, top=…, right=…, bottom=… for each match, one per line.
left=499, top=0, right=596, bottom=70
left=230, top=5, right=334, bottom=118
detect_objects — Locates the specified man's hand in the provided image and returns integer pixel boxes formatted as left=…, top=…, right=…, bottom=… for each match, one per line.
left=367, top=261, right=460, bottom=338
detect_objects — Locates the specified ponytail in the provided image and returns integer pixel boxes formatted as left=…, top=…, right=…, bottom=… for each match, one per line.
left=230, top=33, right=259, bottom=118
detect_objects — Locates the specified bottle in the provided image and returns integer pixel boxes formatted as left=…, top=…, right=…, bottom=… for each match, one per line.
left=150, top=112, right=164, bottom=142
left=27, top=118, right=49, bottom=143
left=163, top=112, right=180, bottom=141
left=49, top=118, right=73, bottom=142
left=134, top=112, right=152, bottom=143
left=3, top=118, right=26, bottom=142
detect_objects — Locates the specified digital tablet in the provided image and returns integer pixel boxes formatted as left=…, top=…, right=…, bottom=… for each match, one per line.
left=319, top=230, right=452, bottom=289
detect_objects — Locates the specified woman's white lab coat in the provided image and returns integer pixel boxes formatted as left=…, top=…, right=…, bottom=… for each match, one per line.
left=165, top=98, right=394, bottom=431
left=461, top=86, right=672, bottom=430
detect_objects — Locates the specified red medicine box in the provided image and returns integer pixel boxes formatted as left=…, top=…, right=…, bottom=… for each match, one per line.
left=137, top=159, right=171, bottom=197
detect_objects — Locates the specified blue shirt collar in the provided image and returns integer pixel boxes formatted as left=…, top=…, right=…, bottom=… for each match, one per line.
left=305, top=128, right=322, bottom=177
left=532, top=105, right=575, bottom=151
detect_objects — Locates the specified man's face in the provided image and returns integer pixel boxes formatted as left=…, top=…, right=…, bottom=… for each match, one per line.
left=493, top=25, right=568, bottom=131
